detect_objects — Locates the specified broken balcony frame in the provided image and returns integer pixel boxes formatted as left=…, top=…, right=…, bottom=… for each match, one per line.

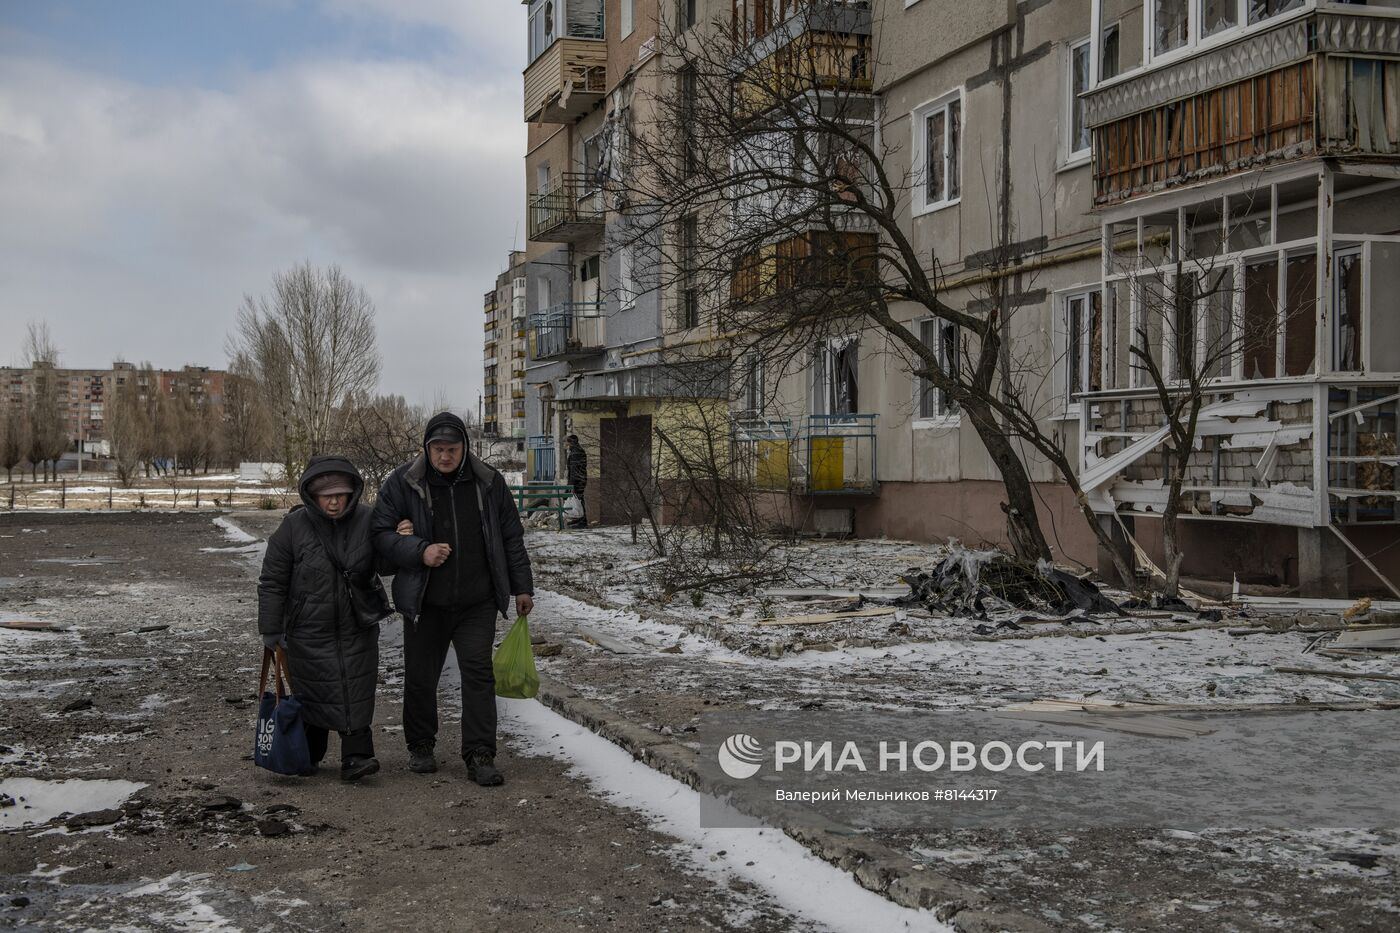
left=1080, top=161, right=1400, bottom=528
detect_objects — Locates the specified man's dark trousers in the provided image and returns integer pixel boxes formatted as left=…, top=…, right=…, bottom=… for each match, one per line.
left=403, top=601, right=499, bottom=757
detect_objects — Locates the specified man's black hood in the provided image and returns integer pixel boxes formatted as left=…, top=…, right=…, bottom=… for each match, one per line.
left=297, top=455, right=366, bottom=520
left=422, top=411, right=470, bottom=482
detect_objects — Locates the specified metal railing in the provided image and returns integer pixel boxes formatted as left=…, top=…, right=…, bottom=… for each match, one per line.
left=530, top=301, right=605, bottom=360
left=803, top=413, right=878, bottom=495
left=527, top=172, right=605, bottom=241
left=527, top=434, right=556, bottom=483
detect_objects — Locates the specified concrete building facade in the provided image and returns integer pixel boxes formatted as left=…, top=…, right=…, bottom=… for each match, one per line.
left=514, top=0, right=1400, bottom=596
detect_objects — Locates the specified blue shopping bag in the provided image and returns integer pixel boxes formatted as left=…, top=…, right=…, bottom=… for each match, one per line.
left=253, top=647, right=312, bottom=776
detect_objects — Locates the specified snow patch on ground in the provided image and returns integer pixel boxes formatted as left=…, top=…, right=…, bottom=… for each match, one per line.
left=500, top=697, right=950, bottom=933
left=212, top=516, right=258, bottom=544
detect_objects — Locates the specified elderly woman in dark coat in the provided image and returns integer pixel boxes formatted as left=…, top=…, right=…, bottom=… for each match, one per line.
left=257, top=455, right=394, bottom=781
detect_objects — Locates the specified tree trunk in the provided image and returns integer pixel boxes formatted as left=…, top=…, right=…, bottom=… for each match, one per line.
left=1162, top=472, right=1187, bottom=598
left=964, top=401, right=1051, bottom=562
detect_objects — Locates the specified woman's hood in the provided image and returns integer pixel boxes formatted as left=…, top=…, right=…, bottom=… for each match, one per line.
left=297, top=455, right=366, bottom=518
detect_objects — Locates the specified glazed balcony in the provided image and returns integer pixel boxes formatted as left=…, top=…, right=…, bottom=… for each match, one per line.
left=731, top=2, right=872, bottom=120
left=529, top=301, right=605, bottom=361
left=1085, top=4, right=1400, bottom=204
left=528, top=172, right=605, bottom=243
left=524, top=0, right=606, bottom=124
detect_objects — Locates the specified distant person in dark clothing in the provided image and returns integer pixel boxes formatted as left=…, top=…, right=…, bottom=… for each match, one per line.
left=565, top=434, right=587, bottom=528
left=370, top=412, right=534, bottom=786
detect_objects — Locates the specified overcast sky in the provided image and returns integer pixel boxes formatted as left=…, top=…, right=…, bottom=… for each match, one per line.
left=0, top=0, right=526, bottom=411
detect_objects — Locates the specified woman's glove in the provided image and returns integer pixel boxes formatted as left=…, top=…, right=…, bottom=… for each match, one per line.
left=262, top=632, right=285, bottom=649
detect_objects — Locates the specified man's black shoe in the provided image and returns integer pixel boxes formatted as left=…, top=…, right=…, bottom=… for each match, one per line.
left=465, top=750, right=504, bottom=786
left=408, top=749, right=437, bottom=774
left=341, top=756, right=380, bottom=782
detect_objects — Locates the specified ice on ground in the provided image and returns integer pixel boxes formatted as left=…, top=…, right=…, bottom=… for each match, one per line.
left=212, top=517, right=258, bottom=544
left=500, top=697, right=950, bottom=933
left=0, top=778, right=145, bottom=830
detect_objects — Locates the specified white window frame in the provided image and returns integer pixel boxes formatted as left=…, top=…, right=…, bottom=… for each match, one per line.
left=1057, top=288, right=1100, bottom=417
left=914, top=317, right=960, bottom=426
left=1064, top=38, right=1092, bottom=168
left=911, top=88, right=962, bottom=217
left=621, top=0, right=633, bottom=38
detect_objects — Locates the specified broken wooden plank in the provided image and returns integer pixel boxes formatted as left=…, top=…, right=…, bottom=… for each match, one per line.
left=575, top=626, right=644, bottom=655
left=0, top=619, right=67, bottom=632
left=749, top=607, right=899, bottom=626
left=1273, top=665, right=1400, bottom=684
left=997, top=703, right=1215, bottom=739
left=1333, top=627, right=1400, bottom=650
left=1241, top=594, right=1400, bottom=612
left=761, top=587, right=908, bottom=600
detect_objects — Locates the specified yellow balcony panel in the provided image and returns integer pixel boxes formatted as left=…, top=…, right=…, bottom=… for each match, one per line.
left=523, top=39, right=607, bottom=124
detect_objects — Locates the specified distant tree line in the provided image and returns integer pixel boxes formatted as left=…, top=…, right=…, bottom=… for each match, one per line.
left=2, top=264, right=467, bottom=496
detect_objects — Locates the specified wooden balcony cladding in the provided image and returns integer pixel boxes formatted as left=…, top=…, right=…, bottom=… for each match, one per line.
left=731, top=230, right=877, bottom=305
left=734, top=31, right=871, bottom=120
left=1319, top=57, right=1400, bottom=156
left=1094, top=61, right=1314, bottom=204
left=523, top=38, right=607, bottom=124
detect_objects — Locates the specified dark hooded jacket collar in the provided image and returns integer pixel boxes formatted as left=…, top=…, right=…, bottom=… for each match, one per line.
left=297, top=455, right=366, bottom=523
left=405, top=412, right=492, bottom=497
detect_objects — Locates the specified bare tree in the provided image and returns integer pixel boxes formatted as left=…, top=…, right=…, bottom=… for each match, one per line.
left=170, top=380, right=216, bottom=475
left=0, top=398, right=25, bottom=483
left=333, top=393, right=426, bottom=497
left=24, top=323, right=66, bottom=482
left=107, top=370, right=150, bottom=487
left=228, top=263, right=381, bottom=485
left=221, top=352, right=273, bottom=464
left=1109, top=198, right=1291, bottom=597
left=610, top=10, right=1079, bottom=564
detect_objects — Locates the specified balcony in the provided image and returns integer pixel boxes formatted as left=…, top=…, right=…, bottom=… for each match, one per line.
left=528, top=173, right=605, bottom=243
left=529, top=301, right=605, bottom=361
left=1085, top=6, right=1400, bottom=204
left=732, top=1, right=873, bottom=121
left=524, top=0, right=606, bottom=124
left=801, top=414, right=877, bottom=495
left=731, top=230, right=879, bottom=306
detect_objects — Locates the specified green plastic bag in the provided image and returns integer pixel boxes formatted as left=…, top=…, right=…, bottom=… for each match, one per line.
left=493, top=615, right=540, bottom=699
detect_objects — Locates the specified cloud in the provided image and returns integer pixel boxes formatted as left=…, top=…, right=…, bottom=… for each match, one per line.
left=0, top=48, right=526, bottom=408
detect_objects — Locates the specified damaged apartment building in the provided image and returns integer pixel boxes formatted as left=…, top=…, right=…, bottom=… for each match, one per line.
left=514, top=0, right=1399, bottom=597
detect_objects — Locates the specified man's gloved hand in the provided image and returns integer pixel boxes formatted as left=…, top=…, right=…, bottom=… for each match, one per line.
left=262, top=632, right=285, bottom=650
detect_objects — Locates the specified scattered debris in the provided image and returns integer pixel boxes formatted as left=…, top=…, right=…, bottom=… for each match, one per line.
left=256, top=818, right=291, bottom=837
left=1, top=619, right=67, bottom=632
left=65, top=808, right=124, bottom=830
left=1333, top=628, right=1400, bottom=650
left=1327, top=851, right=1383, bottom=870
left=751, top=607, right=899, bottom=627
left=576, top=627, right=643, bottom=655
left=61, top=697, right=94, bottom=713
left=1344, top=597, right=1374, bottom=620
left=898, top=548, right=1123, bottom=619
left=998, top=699, right=1216, bottom=739
left=532, top=642, right=564, bottom=658
left=761, top=587, right=908, bottom=601
left=1274, top=666, right=1400, bottom=684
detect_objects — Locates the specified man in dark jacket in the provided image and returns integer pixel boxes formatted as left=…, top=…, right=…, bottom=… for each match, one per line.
left=371, top=412, right=533, bottom=786
left=565, top=434, right=587, bottom=528
left=258, top=456, right=388, bottom=781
